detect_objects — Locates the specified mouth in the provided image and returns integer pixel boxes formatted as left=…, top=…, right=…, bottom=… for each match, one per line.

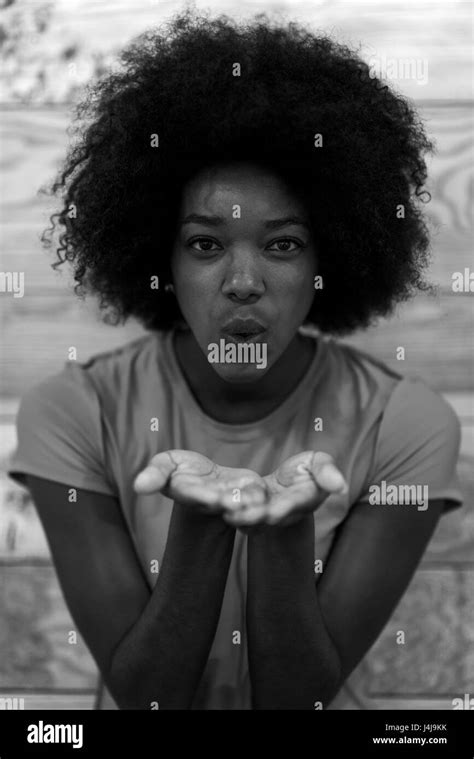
left=221, top=318, right=267, bottom=343
left=224, top=332, right=266, bottom=344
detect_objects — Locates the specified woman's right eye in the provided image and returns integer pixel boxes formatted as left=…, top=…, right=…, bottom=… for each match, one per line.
left=188, top=237, right=222, bottom=252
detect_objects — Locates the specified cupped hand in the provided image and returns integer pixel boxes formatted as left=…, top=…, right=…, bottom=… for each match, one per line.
left=133, top=449, right=267, bottom=517
left=223, top=451, right=348, bottom=528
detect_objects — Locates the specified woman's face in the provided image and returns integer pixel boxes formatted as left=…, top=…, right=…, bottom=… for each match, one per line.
left=171, top=162, right=318, bottom=382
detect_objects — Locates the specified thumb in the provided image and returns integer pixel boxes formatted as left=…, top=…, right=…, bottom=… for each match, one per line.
left=133, top=452, right=177, bottom=494
left=310, top=452, right=348, bottom=494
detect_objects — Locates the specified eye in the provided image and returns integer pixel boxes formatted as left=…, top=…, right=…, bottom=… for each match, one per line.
left=266, top=238, right=304, bottom=254
left=188, top=237, right=222, bottom=253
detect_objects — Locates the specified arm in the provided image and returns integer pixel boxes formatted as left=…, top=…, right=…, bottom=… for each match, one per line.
left=247, top=498, right=445, bottom=709
left=24, top=475, right=235, bottom=710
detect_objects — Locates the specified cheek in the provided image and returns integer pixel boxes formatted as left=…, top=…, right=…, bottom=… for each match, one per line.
left=172, top=253, right=208, bottom=299
left=275, top=265, right=315, bottom=311
left=172, top=266, right=220, bottom=330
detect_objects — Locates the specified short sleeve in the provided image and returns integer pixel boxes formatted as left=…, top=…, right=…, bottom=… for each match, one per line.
left=358, top=378, right=463, bottom=512
left=7, top=364, right=116, bottom=496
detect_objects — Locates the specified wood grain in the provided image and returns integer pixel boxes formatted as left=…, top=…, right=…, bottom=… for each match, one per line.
left=0, top=565, right=98, bottom=691
left=2, top=1, right=472, bottom=102
left=0, top=692, right=97, bottom=710
left=362, top=568, right=474, bottom=697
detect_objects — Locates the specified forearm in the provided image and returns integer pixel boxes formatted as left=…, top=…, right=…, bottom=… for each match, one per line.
left=247, top=516, right=341, bottom=709
left=109, top=502, right=235, bottom=709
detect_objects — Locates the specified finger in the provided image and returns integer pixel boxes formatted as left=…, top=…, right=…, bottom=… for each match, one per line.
left=240, top=482, right=267, bottom=508
left=220, top=488, right=246, bottom=511
left=310, top=453, right=348, bottom=494
left=223, top=503, right=268, bottom=526
left=133, top=452, right=177, bottom=493
left=221, top=481, right=269, bottom=520
left=220, top=482, right=267, bottom=512
left=171, top=482, right=224, bottom=511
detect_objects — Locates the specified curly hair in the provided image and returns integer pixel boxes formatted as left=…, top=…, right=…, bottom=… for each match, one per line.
left=43, top=7, right=435, bottom=335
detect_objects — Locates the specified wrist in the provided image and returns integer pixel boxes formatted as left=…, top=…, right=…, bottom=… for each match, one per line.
left=247, top=514, right=315, bottom=595
left=247, top=512, right=314, bottom=545
left=173, top=500, right=235, bottom=536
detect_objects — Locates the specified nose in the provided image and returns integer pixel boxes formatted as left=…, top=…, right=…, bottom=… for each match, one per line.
left=221, top=248, right=265, bottom=302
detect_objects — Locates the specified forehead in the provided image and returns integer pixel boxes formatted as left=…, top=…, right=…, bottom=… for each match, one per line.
left=179, top=162, right=304, bottom=214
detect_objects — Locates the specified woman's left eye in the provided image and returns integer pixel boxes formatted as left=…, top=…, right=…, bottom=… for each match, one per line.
left=266, top=238, right=303, bottom=253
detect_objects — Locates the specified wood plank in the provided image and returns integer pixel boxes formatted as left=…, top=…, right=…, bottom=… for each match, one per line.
left=0, top=296, right=145, bottom=398
left=420, top=104, right=473, bottom=290
left=360, top=568, right=474, bottom=697
left=331, top=694, right=470, bottom=710
left=0, top=481, right=51, bottom=560
left=444, top=393, right=474, bottom=421
left=1, top=1, right=472, bottom=102
left=343, top=293, right=473, bottom=393
left=0, top=110, right=69, bottom=225
left=0, top=692, right=98, bottom=710
left=0, top=565, right=99, bottom=691
left=424, top=439, right=474, bottom=565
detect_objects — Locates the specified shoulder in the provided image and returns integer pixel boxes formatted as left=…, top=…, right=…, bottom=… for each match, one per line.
left=369, top=373, right=461, bottom=467
left=361, top=376, right=462, bottom=510
left=324, top=338, right=402, bottom=394
left=16, top=362, right=102, bottom=446
left=380, top=375, right=461, bottom=440
left=329, top=336, right=463, bottom=464
left=319, top=339, right=462, bottom=507
left=374, top=377, right=462, bottom=494
left=317, top=337, right=404, bottom=419
left=78, top=332, right=158, bottom=388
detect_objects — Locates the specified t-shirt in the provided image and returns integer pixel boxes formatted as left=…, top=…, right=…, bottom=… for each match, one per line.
left=7, top=327, right=464, bottom=710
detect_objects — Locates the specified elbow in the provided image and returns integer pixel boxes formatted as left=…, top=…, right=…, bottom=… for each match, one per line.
left=300, top=639, right=344, bottom=710
left=250, top=645, right=343, bottom=710
left=105, top=636, right=151, bottom=710
left=105, top=654, right=142, bottom=710
left=106, top=640, right=196, bottom=710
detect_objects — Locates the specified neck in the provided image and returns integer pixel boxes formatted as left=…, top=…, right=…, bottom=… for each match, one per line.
left=173, top=327, right=316, bottom=424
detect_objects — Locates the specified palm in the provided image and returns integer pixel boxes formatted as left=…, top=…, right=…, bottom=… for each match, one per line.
left=263, top=451, right=332, bottom=523
left=225, top=451, right=347, bottom=527
left=134, top=449, right=266, bottom=515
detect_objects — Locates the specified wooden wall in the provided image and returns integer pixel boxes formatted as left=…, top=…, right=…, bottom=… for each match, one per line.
left=0, top=0, right=473, bottom=710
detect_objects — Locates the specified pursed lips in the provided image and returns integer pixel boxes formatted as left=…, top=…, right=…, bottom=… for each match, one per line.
left=221, top=317, right=267, bottom=339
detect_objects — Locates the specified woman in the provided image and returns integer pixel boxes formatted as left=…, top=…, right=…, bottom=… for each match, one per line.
left=8, top=9, right=463, bottom=710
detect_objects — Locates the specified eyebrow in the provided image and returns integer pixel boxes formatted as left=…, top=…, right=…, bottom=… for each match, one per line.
left=181, top=213, right=310, bottom=230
